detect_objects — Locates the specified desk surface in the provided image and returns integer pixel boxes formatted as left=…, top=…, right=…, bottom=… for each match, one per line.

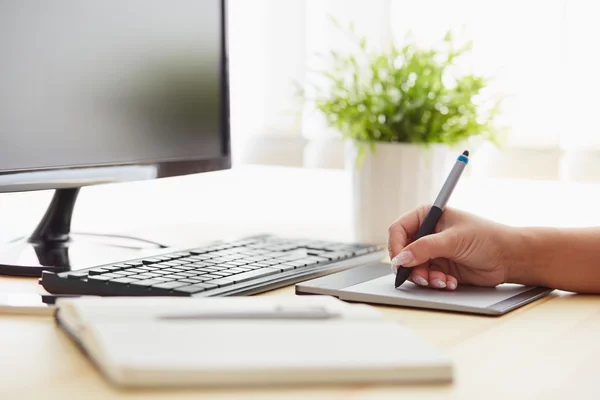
left=2, top=166, right=600, bottom=399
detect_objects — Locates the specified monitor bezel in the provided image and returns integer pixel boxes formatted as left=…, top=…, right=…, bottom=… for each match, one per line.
left=0, top=0, right=231, bottom=193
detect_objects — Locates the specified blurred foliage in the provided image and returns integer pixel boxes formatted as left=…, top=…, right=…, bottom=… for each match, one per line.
left=299, top=18, right=505, bottom=164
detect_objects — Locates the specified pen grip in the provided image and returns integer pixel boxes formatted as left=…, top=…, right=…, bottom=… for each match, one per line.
left=394, top=206, right=443, bottom=287
left=414, top=206, right=443, bottom=241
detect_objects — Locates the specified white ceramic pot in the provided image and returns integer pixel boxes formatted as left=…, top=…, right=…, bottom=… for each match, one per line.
left=345, top=141, right=452, bottom=245
left=560, top=149, right=600, bottom=182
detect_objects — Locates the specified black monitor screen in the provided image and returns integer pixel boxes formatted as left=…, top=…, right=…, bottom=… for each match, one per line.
left=0, top=0, right=226, bottom=173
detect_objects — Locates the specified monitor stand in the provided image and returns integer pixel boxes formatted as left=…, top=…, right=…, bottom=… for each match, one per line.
left=0, top=188, right=167, bottom=277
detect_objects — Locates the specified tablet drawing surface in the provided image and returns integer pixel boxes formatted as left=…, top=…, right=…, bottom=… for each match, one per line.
left=343, top=276, right=534, bottom=308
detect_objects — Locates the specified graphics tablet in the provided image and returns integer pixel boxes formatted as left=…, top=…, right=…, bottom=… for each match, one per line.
left=295, top=262, right=553, bottom=316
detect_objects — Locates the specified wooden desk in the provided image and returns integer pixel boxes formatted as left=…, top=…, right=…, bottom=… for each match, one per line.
left=2, top=166, right=600, bottom=399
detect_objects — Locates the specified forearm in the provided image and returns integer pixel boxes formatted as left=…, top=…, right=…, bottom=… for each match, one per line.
left=507, top=227, right=600, bottom=293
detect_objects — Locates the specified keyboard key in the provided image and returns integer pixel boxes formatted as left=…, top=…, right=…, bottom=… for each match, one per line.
left=307, top=250, right=328, bottom=256
left=139, top=266, right=159, bottom=271
left=228, top=267, right=251, bottom=273
left=111, top=263, right=130, bottom=269
left=211, top=271, right=234, bottom=277
left=228, top=268, right=279, bottom=283
left=243, top=256, right=267, bottom=262
left=202, top=274, right=224, bottom=280
left=110, top=278, right=138, bottom=284
left=155, top=277, right=175, bottom=283
left=186, top=276, right=212, bottom=282
left=277, top=252, right=308, bottom=262
left=67, top=271, right=88, bottom=279
left=193, top=268, right=214, bottom=274
left=151, top=281, right=191, bottom=290
left=176, top=272, right=198, bottom=277
left=227, top=260, right=249, bottom=266
left=87, top=275, right=113, bottom=282
left=274, top=263, right=297, bottom=272
left=259, top=259, right=282, bottom=266
left=113, top=271, right=135, bottom=277
left=126, top=268, right=146, bottom=274
left=142, top=258, right=162, bottom=264
left=286, top=260, right=309, bottom=268
left=124, top=261, right=144, bottom=267
left=178, top=278, right=202, bottom=284
left=166, top=261, right=186, bottom=266
left=130, top=279, right=164, bottom=287
left=163, top=274, right=189, bottom=280
left=88, top=268, right=108, bottom=275
left=219, top=263, right=248, bottom=269
left=171, top=252, right=192, bottom=258
left=156, top=262, right=180, bottom=267
left=207, top=278, right=234, bottom=287
left=171, top=285, right=206, bottom=294
left=189, top=262, right=210, bottom=268
left=190, top=248, right=210, bottom=255
left=167, top=267, right=188, bottom=272
left=96, top=273, right=121, bottom=279
left=101, top=265, right=122, bottom=272
left=320, top=251, right=353, bottom=261
left=247, top=262, right=269, bottom=268
left=129, top=273, right=156, bottom=280
left=304, top=256, right=329, bottom=264
left=161, top=268, right=182, bottom=274
left=173, top=282, right=218, bottom=294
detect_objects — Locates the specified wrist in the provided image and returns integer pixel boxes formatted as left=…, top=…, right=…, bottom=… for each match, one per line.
left=504, top=227, right=549, bottom=286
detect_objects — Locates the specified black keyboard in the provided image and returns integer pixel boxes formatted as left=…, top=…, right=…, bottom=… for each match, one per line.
left=40, top=235, right=383, bottom=297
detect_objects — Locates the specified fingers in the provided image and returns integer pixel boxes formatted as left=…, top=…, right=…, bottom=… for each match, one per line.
left=409, top=266, right=429, bottom=287
left=388, top=205, right=430, bottom=263
left=446, top=275, right=458, bottom=290
left=428, top=270, right=447, bottom=289
left=391, top=231, right=456, bottom=270
left=410, top=267, right=458, bottom=291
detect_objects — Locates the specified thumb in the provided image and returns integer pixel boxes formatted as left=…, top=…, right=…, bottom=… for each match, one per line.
left=391, top=232, right=457, bottom=269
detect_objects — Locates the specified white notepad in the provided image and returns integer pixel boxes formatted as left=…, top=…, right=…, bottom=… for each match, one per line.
left=55, top=296, right=452, bottom=388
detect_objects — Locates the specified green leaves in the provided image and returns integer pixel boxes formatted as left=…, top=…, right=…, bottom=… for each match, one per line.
left=301, top=26, right=503, bottom=151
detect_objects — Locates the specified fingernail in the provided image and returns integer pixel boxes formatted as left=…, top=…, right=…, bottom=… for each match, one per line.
left=432, top=279, right=446, bottom=289
left=391, top=251, right=415, bottom=267
left=447, top=281, right=456, bottom=290
left=413, top=276, right=428, bottom=286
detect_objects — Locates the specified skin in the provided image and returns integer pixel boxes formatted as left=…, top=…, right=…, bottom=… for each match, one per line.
left=388, top=205, right=600, bottom=293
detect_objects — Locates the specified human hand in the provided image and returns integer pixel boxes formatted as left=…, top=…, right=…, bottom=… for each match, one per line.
left=388, top=206, right=514, bottom=291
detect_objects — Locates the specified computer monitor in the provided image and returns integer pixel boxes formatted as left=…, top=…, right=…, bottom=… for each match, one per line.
left=0, top=0, right=230, bottom=276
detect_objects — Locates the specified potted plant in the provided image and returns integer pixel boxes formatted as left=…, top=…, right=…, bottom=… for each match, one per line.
left=301, top=25, right=503, bottom=244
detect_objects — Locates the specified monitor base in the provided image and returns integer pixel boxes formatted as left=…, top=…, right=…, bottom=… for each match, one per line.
left=0, top=234, right=166, bottom=277
left=0, top=188, right=168, bottom=277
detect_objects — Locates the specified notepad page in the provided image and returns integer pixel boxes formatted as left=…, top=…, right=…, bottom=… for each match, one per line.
left=342, top=274, right=534, bottom=308
left=92, top=321, right=448, bottom=373
left=57, top=295, right=380, bottom=323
